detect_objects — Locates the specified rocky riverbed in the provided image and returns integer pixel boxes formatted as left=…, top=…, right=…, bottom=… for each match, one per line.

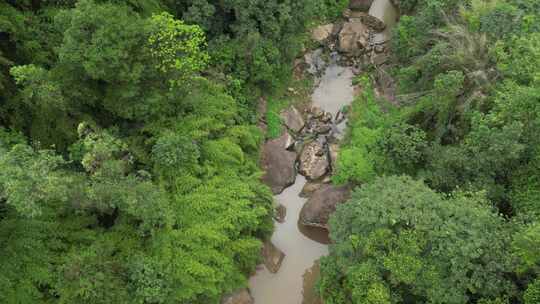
left=226, top=1, right=401, bottom=303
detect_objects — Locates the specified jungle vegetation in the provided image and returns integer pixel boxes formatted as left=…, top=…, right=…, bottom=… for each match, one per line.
left=321, top=0, right=540, bottom=303
left=0, top=0, right=345, bottom=302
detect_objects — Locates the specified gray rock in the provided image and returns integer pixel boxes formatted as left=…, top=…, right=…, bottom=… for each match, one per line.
left=261, top=132, right=297, bottom=194
left=280, top=106, right=305, bottom=133
left=320, top=112, right=333, bottom=123
left=299, top=139, right=329, bottom=180
left=221, top=289, right=254, bottom=304
left=348, top=0, right=374, bottom=11
left=372, top=53, right=389, bottom=66
left=310, top=106, right=324, bottom=119
left=299, top=184, right=352, bottom=229
left=262, top=241, right=285, bottom=273
left=374, top=44, right=386, bottom=53
left=358, top=12, right=386, bottom=32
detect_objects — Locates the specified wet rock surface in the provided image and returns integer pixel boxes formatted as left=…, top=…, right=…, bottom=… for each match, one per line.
left=221, top=289, right=254, bottom=304
left=317, top=0, right=399, bottom=70
left=250, top=1, right=400, bottom=302
left=261, top=132, right=297, bottom=194
left=262, top=241, right=285, bottom=273
left=299, top=184, right=352, bottom=229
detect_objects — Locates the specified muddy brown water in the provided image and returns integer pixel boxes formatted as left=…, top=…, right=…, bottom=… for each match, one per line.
left=248, top=176, right=329, bottom=304
left=249, top=2, right=398, bottom=302
left=249, top=53, right=354, bottom=304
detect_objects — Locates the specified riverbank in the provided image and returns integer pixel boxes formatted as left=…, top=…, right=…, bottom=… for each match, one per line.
left=244, top=1, right=400, bottom=303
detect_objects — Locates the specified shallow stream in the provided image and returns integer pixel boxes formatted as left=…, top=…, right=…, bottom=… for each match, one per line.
left=249, top=1, right=398, bottom=302
left=249, top=52, right=354, bottom=304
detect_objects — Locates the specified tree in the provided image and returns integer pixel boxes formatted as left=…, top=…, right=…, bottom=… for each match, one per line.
left=320, top=176, right=514, bottom=304
left=147, top=12, right=209, bottom=84
left=0, top=143, right=71, bottom=218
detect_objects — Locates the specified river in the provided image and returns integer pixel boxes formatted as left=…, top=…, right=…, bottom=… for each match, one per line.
left=249, top=53, right=355, bottom=304
left=249, top=1, right=398, bottom=302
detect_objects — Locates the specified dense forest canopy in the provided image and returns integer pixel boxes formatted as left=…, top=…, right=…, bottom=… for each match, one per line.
left=321, top=0, right=540, bottom=303
left=0, top=0, right=348, bottom=302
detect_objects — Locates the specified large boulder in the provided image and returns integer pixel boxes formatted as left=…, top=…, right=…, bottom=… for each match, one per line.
left=261, top=132, right=297, bottom=194
left=300, top=184, right=352, bottom=229
left=299, top=139, right=329, bottom=181
left=311, top=24, right=335, bottom=43
left=262, top=241, right=285, bottom=273
left=349, top=0, right=374, bottom=11
left=338, top=22, right=370, bottom=54
left=221, top=289, right=254, bottom=304
left=280, top=106, right=305, bottom=133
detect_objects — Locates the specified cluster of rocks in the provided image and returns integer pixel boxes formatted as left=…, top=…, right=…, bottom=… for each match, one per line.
left=261, top=105, right=344, bottom=195
left=310, top=0, right=400, bottom=103
left=311, top=0, right=395, bottom=69
left=260, top=105, right=353, bottom=232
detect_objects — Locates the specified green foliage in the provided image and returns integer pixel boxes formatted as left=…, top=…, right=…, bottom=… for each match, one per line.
left=375, top=123, right=428, bottom=174
left=147, top=12, right=209, bottom=84
left=332, top=77, right=392, bottom=184
left=324, top=1, right=540, bottom=304
left=494, top=33, right=540, bottom=85
left=0, top=0, right=291, bottom=301
left=513, top=223, right=540, bottom=274
left=0, top=144, right=71, bottom=218
left=321, top=176, right=514, bottom=304
left=265, top=99, right=286, bottom=139
left=524, top=279, right=540, bottom=304
left=55, top=240, right=131, bottom=304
